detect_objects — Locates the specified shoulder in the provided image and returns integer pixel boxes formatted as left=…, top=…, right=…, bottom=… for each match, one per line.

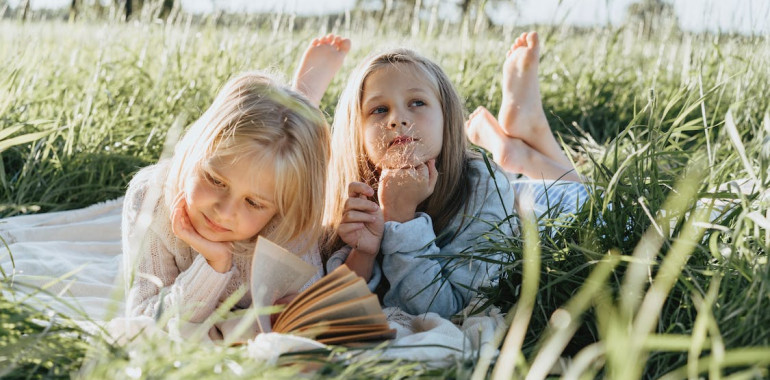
left=466, top=158, right=514, bottom=205
left=435, top=158, right=515, bottom=247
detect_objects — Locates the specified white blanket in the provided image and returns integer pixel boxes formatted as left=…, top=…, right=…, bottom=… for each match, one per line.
left=0, top=199, right=503, bottom=365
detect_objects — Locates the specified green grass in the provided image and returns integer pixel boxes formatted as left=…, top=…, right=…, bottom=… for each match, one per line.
left=1, top=6, right=769, bottom=379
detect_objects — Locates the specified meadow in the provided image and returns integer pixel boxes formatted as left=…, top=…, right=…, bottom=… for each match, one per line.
left=1, top=5, right=769, bottom=379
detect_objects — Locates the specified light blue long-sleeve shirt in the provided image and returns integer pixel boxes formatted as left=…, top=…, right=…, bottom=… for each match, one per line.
left=327, top=159, right=516, bottom=318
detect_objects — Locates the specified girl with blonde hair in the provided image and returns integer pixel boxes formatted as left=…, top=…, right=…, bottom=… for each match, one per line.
left=123, top=36, right=350, bottom=323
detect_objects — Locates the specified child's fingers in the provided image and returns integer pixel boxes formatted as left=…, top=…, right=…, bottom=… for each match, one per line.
left=342, top=209, right=377, bottom=224
left=274, top=293, right=298, bottom=306
left=348, top=181, right=374, bottom=199
left=426, top=159, right=438, bottom=192
left=337, top=223, right=364, bottom=244
left=171, top=207, right=193, bottom=235
left=170, top=193, right=185, bottom=220
left=344, top=197, right=379, bottom=213
left=379, top=167, right=403, bottom=182
left=171, top=192, right=186, bottom=209
left=171, top=208, right=189, bottom=238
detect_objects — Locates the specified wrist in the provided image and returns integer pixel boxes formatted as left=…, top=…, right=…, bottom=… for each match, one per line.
left=382, top=206, right=416, bottom=223
left=345, top=249, right=377, bottom=281
left=207, top=257, right=232, bottom=273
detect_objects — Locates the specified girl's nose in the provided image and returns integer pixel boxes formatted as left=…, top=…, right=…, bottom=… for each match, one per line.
left=386, top=107, right=411, bottom=129
left=215, top=197, right=237, bottom=220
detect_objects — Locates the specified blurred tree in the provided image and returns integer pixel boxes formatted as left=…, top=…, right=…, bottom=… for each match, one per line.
left=124, top=0, right=132, bottom=20
left=626, top=0, right=680, bottom=37
left=355, top=0, right=495, bottom=34
left=123, top=0, right=146, bottom=21
left=20, top=0, right=30, bottom=21
left=69, top=0, right=79, bottom=22
left=158, top=0, right=174, bottom=20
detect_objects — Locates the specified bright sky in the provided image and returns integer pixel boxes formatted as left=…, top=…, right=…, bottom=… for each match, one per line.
left=9, top=0, right=770, bottom=35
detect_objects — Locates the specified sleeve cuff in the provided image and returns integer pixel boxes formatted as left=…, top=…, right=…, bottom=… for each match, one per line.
left=381, top=212, right=437, bottom=254
left=176, top=254, right=235, bottom=306
left=325, top=245, right=352, bottom=273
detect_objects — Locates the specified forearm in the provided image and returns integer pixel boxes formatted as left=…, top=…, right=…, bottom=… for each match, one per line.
left=128, top=254, right=234, bottom=322
left=344, top=248, right=377, bottom=281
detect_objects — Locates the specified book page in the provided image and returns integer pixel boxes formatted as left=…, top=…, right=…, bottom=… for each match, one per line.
left=286, top=278, right=370, bottom=321
left=297, top=265, right=355, bottom=299
left=275, top=275, right=364, bottom=330
left=279, top=314, right=389, bottom=338
left=317, top=329, right=397, bottom=345
left=250, top=236, right=317, bottom=333
left=296, top=314, right=388, bottom=330
left=280, top=294, right=383, bottom=332
left=293, top=323, right=392, bottom=340
left=277, top=269, right=358, bottom=324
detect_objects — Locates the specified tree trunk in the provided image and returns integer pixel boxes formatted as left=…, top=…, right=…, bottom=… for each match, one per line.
left=159, top=0, right=173, bottom=20
left=69, top=0, right=78, bottom=22
left=410, top=0, right=422, bottom=37
left=125, top=0, right=132, bottom=21
left=460, top=0, right=471, bottom=21
left=21, top=0, right=30, bottom=21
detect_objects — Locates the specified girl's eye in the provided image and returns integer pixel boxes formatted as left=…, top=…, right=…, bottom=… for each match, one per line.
left=410, top=100, right=426, bottom=107
left=246, top=198, right=264, bottom=209
left=371, top=106, right=388, bottom=114
left=205, top=172, right=224, bottom=187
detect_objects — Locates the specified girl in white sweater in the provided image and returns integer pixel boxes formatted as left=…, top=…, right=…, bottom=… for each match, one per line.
left=122, top=36, right=350, bottom=323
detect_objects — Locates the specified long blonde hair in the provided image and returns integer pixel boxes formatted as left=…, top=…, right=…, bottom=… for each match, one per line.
left=323, top=49, right=477, bottom=255
left=166, top=71, right=329, bottom=250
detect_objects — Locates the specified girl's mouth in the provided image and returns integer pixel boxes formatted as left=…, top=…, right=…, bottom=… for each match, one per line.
left=389, top=136, right=415, bottom=147
left=203, top=213, right=230, bottom=233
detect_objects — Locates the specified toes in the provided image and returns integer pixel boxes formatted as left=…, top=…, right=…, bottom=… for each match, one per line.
left=526, top=32, right=539, bottom=49
left=479, top=106, right=496, bottom=122
left=337, top=38, right=352, bottom=53
left=469, top=106, right=483, bottom=120
left=513, top=33, right=527, bottom=48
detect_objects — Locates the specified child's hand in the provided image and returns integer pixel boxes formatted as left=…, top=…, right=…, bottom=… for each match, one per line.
left=338, top=182, right=384, bottom=257
left=379, top=159, right=438, bottom=223
left=171, top=193, right=234, bottom=273
left=270, top=293, right=298, bottom=325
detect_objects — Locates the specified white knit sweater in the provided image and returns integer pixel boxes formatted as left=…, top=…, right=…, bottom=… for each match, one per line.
left=121, top=161, right=323, bottom=323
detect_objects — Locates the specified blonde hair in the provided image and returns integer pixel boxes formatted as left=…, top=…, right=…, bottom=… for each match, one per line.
left=165, top=71, right=329, bottom=250
left=323, top=48, right=478, bottom=254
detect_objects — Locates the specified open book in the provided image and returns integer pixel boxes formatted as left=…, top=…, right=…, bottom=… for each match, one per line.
left=250, top=237, right=396, bottom=345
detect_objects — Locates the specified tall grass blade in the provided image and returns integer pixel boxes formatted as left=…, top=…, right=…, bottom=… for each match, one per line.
left=659, top=348, right=770, bottom=380
left=724, top=108, right=757, bottom=181
left=491, top=205, right=540, bottom=380
left=526, top=250, right=620, bottom=380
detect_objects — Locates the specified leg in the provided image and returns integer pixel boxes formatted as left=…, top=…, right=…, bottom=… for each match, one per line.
left=499, top=31, right=571, bottom=168
left=466, top=106, right=581, bottom=182
left=292, top=34, right=351, bottom=107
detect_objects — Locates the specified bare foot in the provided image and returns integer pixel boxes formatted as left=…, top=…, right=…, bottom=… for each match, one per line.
left=292, top=34, right=351, bottom=107
left=466, top=106, right=507, bottom=158
left=499, top=32, right=571, bottom=168
left=467, top=106, right=581, bottom=181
